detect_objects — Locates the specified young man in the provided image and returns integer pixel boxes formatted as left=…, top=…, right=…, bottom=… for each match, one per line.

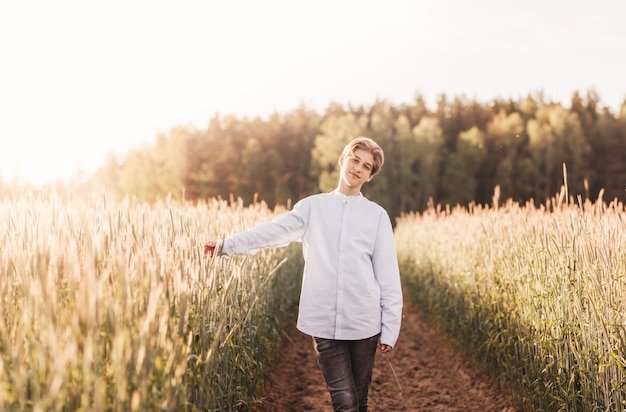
left=204, top=137, right=402, bottom=411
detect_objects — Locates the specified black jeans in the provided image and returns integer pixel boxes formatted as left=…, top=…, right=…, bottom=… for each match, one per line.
left=313, top=334, right=379, bottom=412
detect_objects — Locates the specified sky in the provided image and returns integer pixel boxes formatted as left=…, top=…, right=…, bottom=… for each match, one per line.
left=1, top=0, right=625, bottom=187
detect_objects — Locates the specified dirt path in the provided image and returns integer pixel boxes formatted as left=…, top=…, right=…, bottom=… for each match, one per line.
left=259, top=300, right=522, bottom=411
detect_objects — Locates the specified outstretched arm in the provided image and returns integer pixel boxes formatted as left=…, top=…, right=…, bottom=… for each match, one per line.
left=203, top=201, right=308, bottom=257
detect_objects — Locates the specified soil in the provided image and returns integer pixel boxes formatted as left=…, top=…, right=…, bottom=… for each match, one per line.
left=259, top=300, right=522, bottom=411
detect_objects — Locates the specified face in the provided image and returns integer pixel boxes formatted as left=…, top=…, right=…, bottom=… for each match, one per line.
left=338, top=148, right=375, bottom=193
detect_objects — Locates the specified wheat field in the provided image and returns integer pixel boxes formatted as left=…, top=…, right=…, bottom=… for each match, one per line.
left=395, top=191, right=626, bottom=411
left=3, top=187, right=626, bottom=411
left=0, top=191, right=301, bottom=411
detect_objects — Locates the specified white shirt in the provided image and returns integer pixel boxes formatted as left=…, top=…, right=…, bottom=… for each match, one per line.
left=221, top=190, right=403, bottom=347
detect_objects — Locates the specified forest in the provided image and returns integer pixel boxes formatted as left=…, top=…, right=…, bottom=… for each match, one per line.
left=14, top=90, right=626, bottom=219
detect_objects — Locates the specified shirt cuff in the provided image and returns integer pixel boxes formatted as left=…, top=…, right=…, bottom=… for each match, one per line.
left=216, top=239, right=226, bottom=256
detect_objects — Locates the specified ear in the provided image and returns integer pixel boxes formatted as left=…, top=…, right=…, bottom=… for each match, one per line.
left=338, top=154, right=345, bottom=167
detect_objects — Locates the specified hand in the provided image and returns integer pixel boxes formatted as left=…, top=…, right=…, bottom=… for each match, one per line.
left=377, top=343, right=392, bottom=353
left=204, top=240, right=219, bottom=257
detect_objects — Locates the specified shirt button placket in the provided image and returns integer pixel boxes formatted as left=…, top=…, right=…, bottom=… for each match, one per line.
left=335, top=198, right=349, bottom=339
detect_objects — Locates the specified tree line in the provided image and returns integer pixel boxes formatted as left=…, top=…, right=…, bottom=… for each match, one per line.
left=43, top=90, right=626, bottom=219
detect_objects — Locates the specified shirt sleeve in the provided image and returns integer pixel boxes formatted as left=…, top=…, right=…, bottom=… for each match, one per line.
left=221, top=202, right=307, bottom=256
left=372, top=211, right=403, bottom=348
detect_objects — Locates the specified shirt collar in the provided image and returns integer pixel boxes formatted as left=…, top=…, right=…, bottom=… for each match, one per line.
left=332, top=189, right=363, bottom=200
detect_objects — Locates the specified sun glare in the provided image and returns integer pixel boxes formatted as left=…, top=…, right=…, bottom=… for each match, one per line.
left=1, top=1, right=624, bottom=188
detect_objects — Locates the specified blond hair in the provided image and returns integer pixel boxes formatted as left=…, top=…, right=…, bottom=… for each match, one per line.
left=341, top=137, right=384, bottom=177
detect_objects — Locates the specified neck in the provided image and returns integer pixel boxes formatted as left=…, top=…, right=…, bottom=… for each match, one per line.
left=336, top=184, right=361, bottom=196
